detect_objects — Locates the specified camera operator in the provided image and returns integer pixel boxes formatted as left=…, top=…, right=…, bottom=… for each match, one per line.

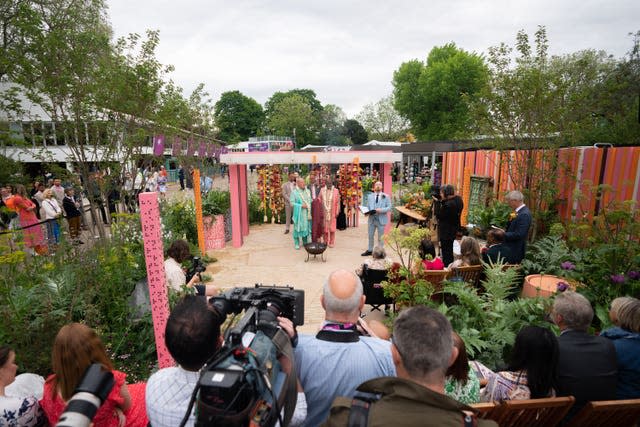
left=164, top=240, right=218, bottom=297
left=146, top=295, right=307, bottom=427
left=294, top=269, right=395, bottom=427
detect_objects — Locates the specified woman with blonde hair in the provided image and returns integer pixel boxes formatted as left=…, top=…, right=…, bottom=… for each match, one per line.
left=40, top=323, right=147, bottom=426
left=42, top=188, right=62, bottom=246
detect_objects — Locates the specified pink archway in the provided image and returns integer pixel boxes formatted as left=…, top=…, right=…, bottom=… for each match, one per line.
left=220, top=150, right=402, bottom=247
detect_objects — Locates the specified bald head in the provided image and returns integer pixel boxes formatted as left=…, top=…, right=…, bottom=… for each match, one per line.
left=322, top=269, right=364, bottom=320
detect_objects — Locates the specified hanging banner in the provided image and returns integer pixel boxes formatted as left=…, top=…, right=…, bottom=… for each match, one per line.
left=186, top=139, right=196, bottom=157
left=198, top=141, right=207, bottom=157
left=207, top=143, right=216, bottom=158
left=172, top=137, right=182, bottom=157
left=193, top=169, right=206, bottom=255
left=138, top=191, right=174, bottom=368
left=153, top=135, right=165, bottom=156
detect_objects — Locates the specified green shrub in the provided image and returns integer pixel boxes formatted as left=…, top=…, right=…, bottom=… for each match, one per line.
left=202, top=190, right=231, bottom=216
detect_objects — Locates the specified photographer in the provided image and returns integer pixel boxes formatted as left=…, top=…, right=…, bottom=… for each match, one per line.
left=164, top=240, right=218, bottom=296
left=146, top=294, right=307, bottom=427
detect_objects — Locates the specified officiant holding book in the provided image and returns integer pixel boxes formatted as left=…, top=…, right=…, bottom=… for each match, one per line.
left=361, top=181, right=392, bottom=256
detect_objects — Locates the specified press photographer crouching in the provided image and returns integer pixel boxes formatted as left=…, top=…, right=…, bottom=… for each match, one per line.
left=164, top=240, right=218, bottom=297
left=146, top=289, right=307, bottom=427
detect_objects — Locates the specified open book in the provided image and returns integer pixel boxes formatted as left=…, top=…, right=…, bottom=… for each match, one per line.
left=359, top=205, right=370, bottom=214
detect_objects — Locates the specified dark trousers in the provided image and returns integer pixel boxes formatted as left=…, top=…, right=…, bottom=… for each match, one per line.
left=441, top=239, right=454, bottom=267
left=67, top=216, right=81, bottom=239
left=179, top=177, right=185, bottom=190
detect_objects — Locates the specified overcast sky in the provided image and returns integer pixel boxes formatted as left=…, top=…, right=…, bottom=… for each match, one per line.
left=106, top=0, right=639, bottom=117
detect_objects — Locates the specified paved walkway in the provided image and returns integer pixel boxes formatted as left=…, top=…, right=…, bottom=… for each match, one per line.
left=205, top=216, right=388, bottom=334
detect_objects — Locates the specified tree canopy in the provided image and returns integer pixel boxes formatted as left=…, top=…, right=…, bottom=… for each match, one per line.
left=214, top=90, right=264, bottom=142
left=356, top=95, right=409, bottom=141
left=342, top=119, right=368, bottom=145
left=393, top=43, right=488, bottom=141
left=265, top=93, right=315, bottom=147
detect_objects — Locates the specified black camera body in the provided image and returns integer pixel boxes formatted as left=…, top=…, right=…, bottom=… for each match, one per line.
left=192, top=285, right=304, bottom=427
left=186, top=256, right=207, bottom=282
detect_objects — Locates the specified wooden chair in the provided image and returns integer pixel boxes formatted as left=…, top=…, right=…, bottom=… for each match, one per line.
left=422, top=269, right=451, bottom=292
left=450, top=265, right=484, bottom=288
left=360, top=266, right=394, bottom=312
left=488, top=396, right=575, bottom=427
left=470, top=402, right=499, bottom=419
left=564, top=399, right=640, bottom=427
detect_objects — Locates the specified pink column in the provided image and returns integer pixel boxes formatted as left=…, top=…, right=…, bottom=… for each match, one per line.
left=138, top=192, right=174, bottom=368
left=229, top=165, right=243, bottom=247
left=239, top=165, right=249, bottom=236
left=382, top=163, right=393, bottom=233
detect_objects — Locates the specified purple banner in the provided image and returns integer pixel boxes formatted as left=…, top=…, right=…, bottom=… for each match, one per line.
left=207, top=144, right=216, bottom=158
left=186, top=139, right=196, bottom=157
left=153, top=135, right=165, bottom=156
left=248, top=142, right=269, bottom=152
left=172, top=137, right=182, bottom=156
left=198, top=141, right=206, bottom=157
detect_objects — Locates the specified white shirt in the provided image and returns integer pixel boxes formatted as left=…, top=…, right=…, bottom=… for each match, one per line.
left=164, top=257, right=186, bottom=291
left=146, top=366, right=199, bottom=427
left=42, top=198, right=62, bottom=220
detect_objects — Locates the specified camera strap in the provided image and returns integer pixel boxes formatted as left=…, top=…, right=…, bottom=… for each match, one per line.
left=316, top=323, right=360, bottom=343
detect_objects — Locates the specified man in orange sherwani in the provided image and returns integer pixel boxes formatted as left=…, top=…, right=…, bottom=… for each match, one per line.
left=319, top=177, right=341, bottom=248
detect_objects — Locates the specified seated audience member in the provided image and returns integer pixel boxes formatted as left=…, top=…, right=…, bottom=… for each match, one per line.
left=164, top=239, right=217, bottom=296
left=444, top=332, right=480, bottom=404
left=295, top=269, right=395, bottom=427
left=473, top=326, right=558, bottom=401
left=0, top=346, right=45, bottom=426
left=419, top=239, right=445, bottom=270
left=355, top=246, right=390, bottom=276
left=600, top=296, right=640, bottom=399
left=147, top=295, right=307, bottom=427
left=452, top=227, right=467, bottom=260
left=322, top=306, right=497, bottom=426
left=448, top=236, right=481, bottom=270
left=482, top=228, right=512, bottom=265
left=552, top=291, right=617, bottom=419
left=40, top=323, right=148, bottom=427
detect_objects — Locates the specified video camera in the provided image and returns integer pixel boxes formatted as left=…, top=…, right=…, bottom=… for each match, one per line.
left=182, top=284, right=304, bottom=427
left=55, top=364, right=115, bottom=427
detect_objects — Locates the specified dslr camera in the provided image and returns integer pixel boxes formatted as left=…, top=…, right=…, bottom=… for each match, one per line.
left=186, top=256, right=207, bottom=282
left=185, top=284, right=304, bottom=427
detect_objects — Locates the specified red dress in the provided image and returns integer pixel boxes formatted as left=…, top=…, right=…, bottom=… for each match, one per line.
left=40, top=370, right=148, bottom=427
left=422, top=257, right=445, bottom=270
left=13, top=195, right=45, bottom=249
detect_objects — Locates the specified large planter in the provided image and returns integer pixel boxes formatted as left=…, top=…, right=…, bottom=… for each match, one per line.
left=522, top=274, right=574, bottom=298
left=203, top=214, right=225, bottom=250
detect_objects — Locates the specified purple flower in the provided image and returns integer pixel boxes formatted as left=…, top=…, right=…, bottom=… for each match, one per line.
left=610, top=274, right=626, bottom=285
left=556, top=282, right=569, bottom=292
left=561, top=261, right=576, bottom=271
left=627, top=271, right=640, bottom=280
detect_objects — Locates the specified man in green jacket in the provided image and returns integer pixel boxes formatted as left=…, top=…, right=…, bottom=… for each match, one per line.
left=322, top=306, right=497, bottom=427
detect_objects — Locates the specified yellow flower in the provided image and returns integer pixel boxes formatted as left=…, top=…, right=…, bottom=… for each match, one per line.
left=509, top=211, right=517, bottom=221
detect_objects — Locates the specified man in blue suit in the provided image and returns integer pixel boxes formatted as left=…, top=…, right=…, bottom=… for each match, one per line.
left=362, top=181, right=392, bottom=256
left=504, top=190, right=532, bottom=264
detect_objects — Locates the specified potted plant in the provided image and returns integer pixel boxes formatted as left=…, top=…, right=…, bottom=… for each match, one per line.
left=202, top=190, right=230, bottom=250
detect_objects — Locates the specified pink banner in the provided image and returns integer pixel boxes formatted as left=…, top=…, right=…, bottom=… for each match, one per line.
left=198, top=141, right=206, bottom=157
left=172, top=137, right=182, bottom=156
left=153, top=135, right=165, bottom=156
left=139, top=192, right=174, bottom=368
left=186, top=139, right=196, bottom=156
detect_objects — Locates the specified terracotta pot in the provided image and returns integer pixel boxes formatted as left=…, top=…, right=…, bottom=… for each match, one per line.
left=203, top=214, right=225, bottom=250
left=522, top=274, right=572, bottom=298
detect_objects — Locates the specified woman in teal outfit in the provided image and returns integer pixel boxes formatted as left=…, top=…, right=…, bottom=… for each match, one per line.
left=290, top=177, right=312, bottom=249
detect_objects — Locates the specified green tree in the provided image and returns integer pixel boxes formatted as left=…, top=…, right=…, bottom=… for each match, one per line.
left=356, top=95, right=409, bottom=141
left=393, top=43, right=488, bottom=140
left=214, top=91, right=264, bottom=143
left=319, top=104, right=348, bottom=146
left=342, top=119, right=368, bottom=145
left=266, top=94, right=315, bottom=147
left=264, top=89, right=323, bottom=146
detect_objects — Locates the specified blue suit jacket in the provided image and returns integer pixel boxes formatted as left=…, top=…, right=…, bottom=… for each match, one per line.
left=366, top=192, right=391, bottom=225
left=504, top=205, right=532, bottom=263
